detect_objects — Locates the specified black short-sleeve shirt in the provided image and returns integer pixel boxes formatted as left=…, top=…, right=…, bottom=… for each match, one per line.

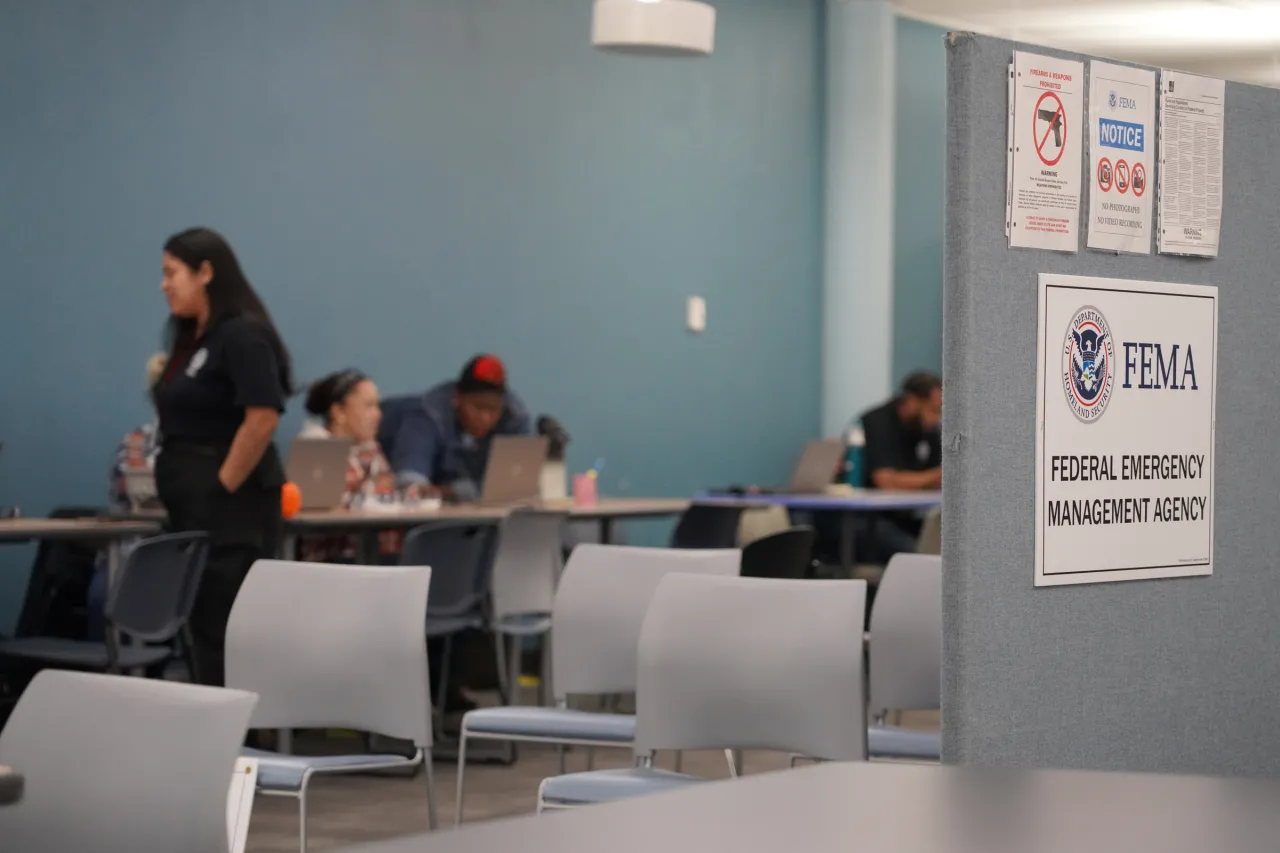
left=860, top=398, right=941, bottom=487
left=154, top=316, right=286, bottom=443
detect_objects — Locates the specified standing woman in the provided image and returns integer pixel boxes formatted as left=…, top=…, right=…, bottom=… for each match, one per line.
left=152, top=227, right=291, bottom=686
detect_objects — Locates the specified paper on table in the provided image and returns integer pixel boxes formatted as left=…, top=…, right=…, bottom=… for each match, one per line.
left=1158, top=71, right=1225, bottom=258
left=1087, top=62, right=1156, bottom=254
left=1009, top=51, right=1085, bottom=252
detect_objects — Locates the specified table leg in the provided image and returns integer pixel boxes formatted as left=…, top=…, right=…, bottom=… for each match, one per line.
left=106, top=541, right=123, bottom=594
left=838, top=512, right=856, bottom=579
left=599, top=517, right=614, bottom=545
left=282, top=533, right=297, bottom=560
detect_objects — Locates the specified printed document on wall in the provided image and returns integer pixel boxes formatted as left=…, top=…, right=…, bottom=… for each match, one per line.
left=1009, top=52, right=1084, bottom=252
left=1087, top=62, right=1155, bottom=254
left=1158, top=71, right=1225, bottom=257
left=1034, top=273, right=1218, bottom=587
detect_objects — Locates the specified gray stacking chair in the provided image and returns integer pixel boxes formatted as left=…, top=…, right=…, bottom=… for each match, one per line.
left=489, top=509, right=568, bottom=705
left=866, top=553, right=943, bottom=760
left=226, top=560, right=436, bottom=851
left=536, top=574, right=867, bottom=809
left=0, top=531, right=208, bottom=677
left=454, top=545, right=740, bottom=825
left=400, top=520, right=499, bottom=724
left=0, top=670, right=256, bottom=852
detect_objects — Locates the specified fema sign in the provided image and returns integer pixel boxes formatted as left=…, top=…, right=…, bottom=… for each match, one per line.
left=1035, top=274, right=1218, bottom=587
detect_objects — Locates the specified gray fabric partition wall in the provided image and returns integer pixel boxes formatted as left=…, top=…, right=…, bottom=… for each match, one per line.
left=943, top=32, right=1280, bottom=776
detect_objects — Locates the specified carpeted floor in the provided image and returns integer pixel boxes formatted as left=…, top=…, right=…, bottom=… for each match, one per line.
left=244, top=695, right=939, bottom=852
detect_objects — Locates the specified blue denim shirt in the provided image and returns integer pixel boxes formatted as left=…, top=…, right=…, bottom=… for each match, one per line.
left=378, top=382, right=533, bottom=500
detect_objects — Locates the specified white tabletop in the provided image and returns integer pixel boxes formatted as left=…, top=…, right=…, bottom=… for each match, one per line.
left=336, top=761, right=1280, bottom=853
left=284, top=498, right=690, bottom=531
left=0, top=517, right=160, bottom=544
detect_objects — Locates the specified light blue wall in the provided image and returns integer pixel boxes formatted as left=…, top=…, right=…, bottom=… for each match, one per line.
left=892, top=17, right=947, bottom=383
left=0, top=0, right=824, bottom=628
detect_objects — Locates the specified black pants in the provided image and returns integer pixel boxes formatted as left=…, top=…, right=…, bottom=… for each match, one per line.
left=156, top=441, right=283, bottom=687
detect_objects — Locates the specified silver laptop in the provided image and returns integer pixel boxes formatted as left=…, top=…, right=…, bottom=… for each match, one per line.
left=286, top=437, right=353, bottom=510
left=784, top=439, right=847, bottom=494
left=479, top=436, right=549, bottom=506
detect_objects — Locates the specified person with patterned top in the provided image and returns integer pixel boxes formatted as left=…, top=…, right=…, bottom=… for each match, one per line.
left=297, top=369, right=400, bottom=562
left=87, top=354, right=167, bottom=640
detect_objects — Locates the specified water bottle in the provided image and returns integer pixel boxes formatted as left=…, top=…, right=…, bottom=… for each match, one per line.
left=844, top=426, right=865, bottom=488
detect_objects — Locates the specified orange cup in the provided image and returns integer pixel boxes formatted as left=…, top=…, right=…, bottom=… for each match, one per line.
left=281, top=481, right=303, bottom=518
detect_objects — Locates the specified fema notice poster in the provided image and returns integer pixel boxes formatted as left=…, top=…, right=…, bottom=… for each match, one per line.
left=1034, top=274, right=1218, bottom=586
left=1009, top=51, right=1084, bottom=252
left=1087, top=62, right=1155, bottom=254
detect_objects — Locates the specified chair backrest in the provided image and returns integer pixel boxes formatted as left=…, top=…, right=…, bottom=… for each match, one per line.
left=225, top=560, right=433, bottom=747
left=868, top=553, right=942, bottom=716
left=400, top=521, right=498, bottom=618
left=490, top=510, right=567, bottom=620
left=551, top=545, right=739, bottom=697
left=0, top=670, right=256, bottom=852
left=669, top=503, right=745, bottom=549
left=916, top=507, right=942, bottom=555
left=739, top=526, right=816, bottom=579
left=107, top=532, right=210, bottom=642
left=635, top=574, right=867, bottom=760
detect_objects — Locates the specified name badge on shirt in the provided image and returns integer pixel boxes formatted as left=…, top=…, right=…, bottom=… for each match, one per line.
left=916, top=440, right=931, bottom=463
left=186, top=348, right=209, bottom=378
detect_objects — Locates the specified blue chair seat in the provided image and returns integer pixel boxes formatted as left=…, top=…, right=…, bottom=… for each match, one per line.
left=492, top=613, right=552, bottom=636
left=867, top=726, right=941, bottom=760
left=241, top=748, right=417, bottom=792
left=462, top=707, right=636, bottom=743
left=0, top=637, right=171, bottom=670
left=540, top=767, right=706, bottom=806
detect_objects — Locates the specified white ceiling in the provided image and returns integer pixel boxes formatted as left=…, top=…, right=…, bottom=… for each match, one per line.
left=895, top=0, right=1280, bottom=86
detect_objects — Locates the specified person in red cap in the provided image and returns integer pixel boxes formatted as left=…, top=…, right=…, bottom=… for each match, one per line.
left=377, top=354, right=533, bottom=501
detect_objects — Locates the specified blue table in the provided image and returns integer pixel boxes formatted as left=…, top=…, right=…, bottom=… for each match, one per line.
left=699, top=490, right=942, bottom=574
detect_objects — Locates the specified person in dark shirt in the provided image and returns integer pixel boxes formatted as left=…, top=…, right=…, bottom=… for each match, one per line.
left=862, top=372, right=942, bottom=490
left=857, top=371, right=942, bottom=560
left=378, top=354, right=533, bottom=502
left=152, top=227, right=291, bottom=687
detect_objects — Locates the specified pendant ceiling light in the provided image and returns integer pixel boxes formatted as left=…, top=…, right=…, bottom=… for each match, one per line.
left=591, top=0, right=716, bottom=57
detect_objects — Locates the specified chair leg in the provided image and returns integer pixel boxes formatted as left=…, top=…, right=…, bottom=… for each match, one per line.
left=298, top=789, right=309, bottom=853
left=725, top=749, right=743, bottom=777
left=434, top=635, right=453, bottom=735
left=493, top=631, right=510, bottom=705
left=507, top=635, right=521, bottom=706
left=454, top=734, right=468, bottom=827
left=424, top=749, right=438, bottom=830
left=586, top=747, right=595, bottom=771
left=673, top=750, right=683, bottom=773
left=181, top=624, right=200, bottom=684
left=539, top=633, right=552, bottom=707
left=558, top=744, right=567, bottom=775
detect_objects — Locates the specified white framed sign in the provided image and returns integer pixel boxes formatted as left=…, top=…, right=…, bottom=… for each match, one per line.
left=1034, top=273, right=1217, bottom=586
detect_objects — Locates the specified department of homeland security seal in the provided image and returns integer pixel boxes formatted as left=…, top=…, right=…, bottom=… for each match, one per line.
left=1062, top=306, right=1114, bottom=423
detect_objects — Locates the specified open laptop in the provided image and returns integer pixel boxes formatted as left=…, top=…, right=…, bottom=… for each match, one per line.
left=478, top=436, right=549, bottom=506
left=775, top=439, right=847, bottom=494
left=286, top=437, right=353, bottom=511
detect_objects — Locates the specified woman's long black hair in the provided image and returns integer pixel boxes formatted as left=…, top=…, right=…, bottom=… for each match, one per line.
left=162, top=227, right=293, bottom=394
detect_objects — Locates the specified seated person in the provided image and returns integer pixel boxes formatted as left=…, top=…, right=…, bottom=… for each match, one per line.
left=87, top=354, right=167, bottom=640
left=298, top=369, right=399, bottom=562
left=378, top=354, right=533, bottom=502
left=858, top=371, right=943, bottom=561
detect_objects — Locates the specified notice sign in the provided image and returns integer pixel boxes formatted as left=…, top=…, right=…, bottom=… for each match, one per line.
left=1034, top=274, right=1217, bottom=587
left=1009, top=52, right=1084, bottom=252
left=1088, top=62, right=1155, bottom=254
left=1158, top=71, right=1225, bottom=257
